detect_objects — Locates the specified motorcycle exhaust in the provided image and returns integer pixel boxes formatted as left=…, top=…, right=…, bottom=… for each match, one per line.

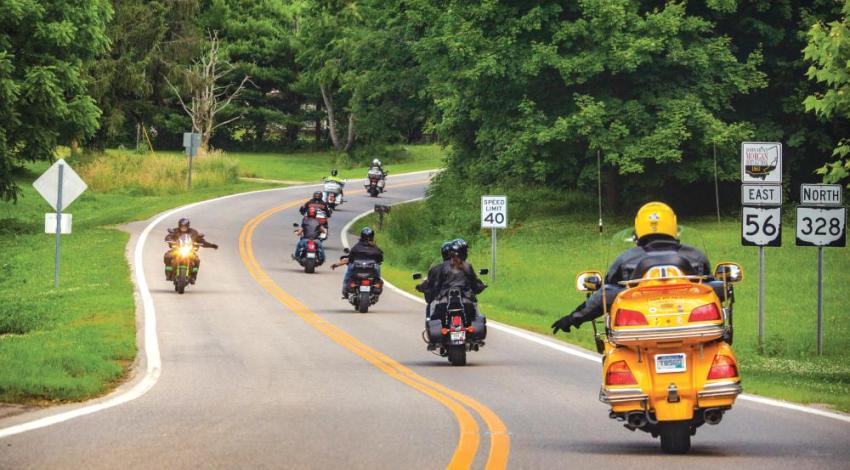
left=703, top=408, right=724, bottom=425
left=626, top=412, right=648, bottom=429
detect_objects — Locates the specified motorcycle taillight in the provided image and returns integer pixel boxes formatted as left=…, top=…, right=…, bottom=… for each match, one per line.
left=451, top=316, right=462, bottom=327
left=307, top=241, right=316, bottom=250
left=361, top=279, right=371, bottom=286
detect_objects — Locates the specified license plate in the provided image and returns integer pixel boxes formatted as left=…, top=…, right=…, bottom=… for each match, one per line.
left=306, top=252, right=316, bottom=258
left=655, top=353, right=687, bottom=374
left=359, top=286, right=371, bottom=292
left=450, top=331, right=466, bottom=342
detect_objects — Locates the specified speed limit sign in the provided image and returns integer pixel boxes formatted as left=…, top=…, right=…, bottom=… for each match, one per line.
left=741, top=206, right=782, bottom=247
left=796, top=207, right=846, bottom=247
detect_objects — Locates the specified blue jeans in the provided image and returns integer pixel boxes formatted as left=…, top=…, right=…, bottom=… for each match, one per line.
left=295, top=238, right=325, bottom=263
left=342, top=262, right=381, bottom=294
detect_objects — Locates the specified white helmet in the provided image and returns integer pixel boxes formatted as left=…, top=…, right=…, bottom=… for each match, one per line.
left=372, top=159, right=381, bottom=167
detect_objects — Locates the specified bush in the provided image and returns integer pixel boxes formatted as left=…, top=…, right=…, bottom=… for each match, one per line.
left=77, top=150, right=239, bottom=195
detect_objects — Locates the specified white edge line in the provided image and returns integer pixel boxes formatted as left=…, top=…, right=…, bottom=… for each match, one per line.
left=0, top=169, right=440, bottom=439
left=344, top=196, right=850, bottom=425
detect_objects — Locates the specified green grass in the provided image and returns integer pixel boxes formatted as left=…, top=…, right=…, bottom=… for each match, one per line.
left=359, top=200, right=850, bottom=412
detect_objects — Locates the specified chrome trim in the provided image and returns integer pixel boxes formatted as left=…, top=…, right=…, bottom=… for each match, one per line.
left=599, top=387, right=648, bottom=404
left=698, top=381, right=742, bottom=399
left=610, top=324, right=724, bottom=344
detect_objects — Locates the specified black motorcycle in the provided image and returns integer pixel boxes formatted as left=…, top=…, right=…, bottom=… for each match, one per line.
left=343, top=250, right=383, bottom=313
left=292, top=223, right=325, bottom=273
left=413, top=272, right=488, bottom=366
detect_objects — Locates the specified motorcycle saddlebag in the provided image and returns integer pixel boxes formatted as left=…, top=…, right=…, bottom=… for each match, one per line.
left=426, top=319, right=442, bottom=344
left=471, top=315, right=487, bottom=341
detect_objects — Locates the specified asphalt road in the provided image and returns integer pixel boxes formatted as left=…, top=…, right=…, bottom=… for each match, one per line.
left=1, top=172, right=849, bottom=469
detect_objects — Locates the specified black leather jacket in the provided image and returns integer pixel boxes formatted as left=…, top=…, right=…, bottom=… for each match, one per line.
left=349, top=241, right=384, bottom=263
left=165, top=228, right=217, bottom=248
left=418, top=260, right=486, bottom=303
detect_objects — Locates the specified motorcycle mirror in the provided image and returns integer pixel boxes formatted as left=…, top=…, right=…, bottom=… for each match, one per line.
left=412, top=272, right=422, bottom=280
left=479, top=268, right=489, bottom=276
left=713, top=262, right=744, bottom=283
left=576, top=271, right=603, bottom=292
left=343, top=248, right=350, bottom=254
left=292, top=223, right=299, bottom=227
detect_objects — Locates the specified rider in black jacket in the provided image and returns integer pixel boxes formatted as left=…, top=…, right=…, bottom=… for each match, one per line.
left=551, top=202, right=711, bottom=334
left=300, top=191, right=331, bottom=216
left=163, top=218, right=218, bottom=282
left=332, top=227, right=384, bottom=298
left=417, top=239, right=486, bottom=320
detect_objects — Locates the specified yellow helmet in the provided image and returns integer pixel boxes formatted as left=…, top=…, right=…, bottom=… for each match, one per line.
left=634, top=202, right=678, bottom=239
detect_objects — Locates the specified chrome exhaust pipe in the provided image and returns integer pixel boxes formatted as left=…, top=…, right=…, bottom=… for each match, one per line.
left=704, top=408, right=724, bottom=425
left=626, top=412, right=648, bottom=428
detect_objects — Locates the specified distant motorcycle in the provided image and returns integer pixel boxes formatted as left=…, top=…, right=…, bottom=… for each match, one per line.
left=292, top=223, right=325, bottom=273
left=365, top=169, right=386, bottom=197
left=343, top=249, right=383, bottom=313
left=322, top=179, right=344, bottom=209
left=413, top=271, right=489, bottom=366
left=315, top=209, right=330, bottom=241
left=168, top=233, right=199, bottom=294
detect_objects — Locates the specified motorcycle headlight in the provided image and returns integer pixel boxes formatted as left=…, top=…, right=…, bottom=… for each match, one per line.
left=178, top=246, right=192, bottom=257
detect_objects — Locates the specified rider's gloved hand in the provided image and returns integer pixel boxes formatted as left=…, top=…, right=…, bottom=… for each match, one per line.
left=211, top=244, right=219, bottom=250
left=551, top=313, right=580, bottom=335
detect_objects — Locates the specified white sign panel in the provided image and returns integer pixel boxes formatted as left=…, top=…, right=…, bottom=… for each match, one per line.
left=481, top=195, right=507, bottom=229
left=741, top=142, right=782, bottom=184
left=44, top=213, right=72, bottom=234
left=796, top=207, right=846, bottom=247
left=32, top=159, right=88, bottom=211
left=800, top=184, right=843, bottom=206
left=741, top=184, right=782, bottom=206
left=742, top=206, right=782, bottom=247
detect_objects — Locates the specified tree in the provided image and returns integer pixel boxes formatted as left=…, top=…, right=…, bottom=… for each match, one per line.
left=804, top=1, right=850, bottom=186
left=166, top=31, right=251, bottom=151
left=0, top=0, right=112, bottom=200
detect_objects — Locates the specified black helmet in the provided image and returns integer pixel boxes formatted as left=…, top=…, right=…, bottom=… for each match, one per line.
left=360, top=227, right=375, bottom=242
left=331, top=168, right=338, bottom=177
left=178, top=218, right=190, bottom=232
left=441, top=241, right=453, bottom=260
left=313, top=191, right=323, bottom=200
left=449, top=238, right=468, bottom=260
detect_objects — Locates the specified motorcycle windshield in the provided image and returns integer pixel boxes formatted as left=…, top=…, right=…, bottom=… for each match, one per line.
left=178, top=233, right=194, bottom=247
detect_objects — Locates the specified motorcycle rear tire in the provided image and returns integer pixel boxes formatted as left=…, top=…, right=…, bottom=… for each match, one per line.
left=304, top=258, right=316, bottom=274
left=369, top=187, right=379, bottom=197
left=447, top=345, right=466, bottom=366
left=357, top=293, right=370, bottom=313
left=659, top=421, right=691, bottom=454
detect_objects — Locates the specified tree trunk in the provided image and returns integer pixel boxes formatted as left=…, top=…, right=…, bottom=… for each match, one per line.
left=343, top=113, right=355, bottom=152
left=320, top=85, right=341, bottom=151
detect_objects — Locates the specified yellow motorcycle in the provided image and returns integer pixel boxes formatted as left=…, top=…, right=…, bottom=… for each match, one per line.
left=576, top=232, right=744, bottom=454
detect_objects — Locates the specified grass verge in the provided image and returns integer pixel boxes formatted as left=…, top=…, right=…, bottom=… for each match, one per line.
left=357, top=199, right=850, bottom=413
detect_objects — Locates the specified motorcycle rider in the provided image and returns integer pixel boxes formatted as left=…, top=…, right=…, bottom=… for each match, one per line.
left=300, top=191, right=331, bottom=217
left=415, top=240, right=454, bottom=318
left=331, top=227, right=384, bottom=298
left=551, top=202, right=711, bottom=334
left=163, top=218, right=218, bottom=283
left=368, top=159, right=387, bottom=178
left=293, top=206, right=327, bottom=262
left=417, top=238, right=486, bottom=322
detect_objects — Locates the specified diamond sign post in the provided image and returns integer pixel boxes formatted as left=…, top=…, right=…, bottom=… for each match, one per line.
left=32, top=159, right=88, bottom=287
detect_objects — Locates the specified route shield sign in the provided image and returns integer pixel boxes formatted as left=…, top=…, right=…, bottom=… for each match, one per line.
left=741, top=142, right=782, bottom=184
left=796, top=207, right=846, bottom=247
left=481, top=195, right=507, bottom=228
left=742, top=206, right=782, bottom=247
left=32, top=159, right=87, bottom=211
left=741, top=184, right=782, bottom=206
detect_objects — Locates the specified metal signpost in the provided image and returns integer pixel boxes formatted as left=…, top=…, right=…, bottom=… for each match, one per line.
left=481, top=195, right=507, bottom=282
left=32, top=159, right=88, bottom=287
left=183, top=132, right=202, bottom=188
left=740, top=142, right=782, bottom=352
left=795, top=184, right=845, bottom=355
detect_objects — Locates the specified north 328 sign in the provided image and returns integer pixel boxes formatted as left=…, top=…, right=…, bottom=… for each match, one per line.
left=741, top=206, right=782, bottom=247
left=796, top=207, right=846, bottom=247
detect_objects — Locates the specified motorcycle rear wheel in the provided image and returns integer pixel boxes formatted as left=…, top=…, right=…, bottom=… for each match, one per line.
left=369, top=187, right=379, bottom=197
left=304, top=258, right=316, bottom=274
left=659, top=421, right=691, bottom=454
left=447, top=345, right=466, bottom=366
left=357, top=293, right=370, bottom=313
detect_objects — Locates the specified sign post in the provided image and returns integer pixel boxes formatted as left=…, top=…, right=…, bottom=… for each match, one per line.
left=796, top=184, right=845, bottom=355
left=183, top=132, right=202, bottom=188
left=741, top=142, right=783, bottom=353
left=32, top=159, right=88, bottom=287
left=481, top=195, right=507, bottom=282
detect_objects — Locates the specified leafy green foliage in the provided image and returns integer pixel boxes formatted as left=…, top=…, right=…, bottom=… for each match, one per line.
left=804, top=1, right=850, bottom=186
left=0, top=0, right=112, bottom=200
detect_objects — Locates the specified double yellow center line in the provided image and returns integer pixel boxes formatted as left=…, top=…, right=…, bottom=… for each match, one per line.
left=238, top=183, right=509, bottom=469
